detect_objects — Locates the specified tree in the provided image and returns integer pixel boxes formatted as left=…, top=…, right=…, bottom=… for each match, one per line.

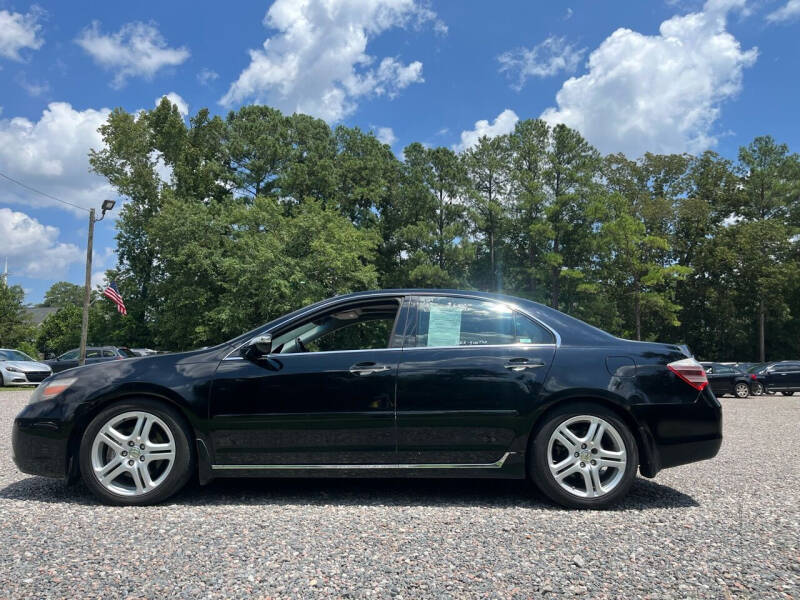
left=464, top=135, right=512, bottom=290
left=36, top=305, right=82, bottom=356
left=540, top=124, right=602, bottom=311
left=394, top=143, right=473, bottom=287
left=41, top=281, right=84, bottom=308
left=0, top=283, right=32, bottom=348
left=735, top=136, right=800, bottom=360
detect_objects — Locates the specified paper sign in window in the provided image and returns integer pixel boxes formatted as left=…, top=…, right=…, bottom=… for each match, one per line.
left=427, top=305, right=463, bottom=347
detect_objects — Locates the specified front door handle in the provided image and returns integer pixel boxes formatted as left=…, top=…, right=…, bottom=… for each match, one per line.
left=349, top=362, right=391, bottom=375
left=504, top=358, right=545, bottom=372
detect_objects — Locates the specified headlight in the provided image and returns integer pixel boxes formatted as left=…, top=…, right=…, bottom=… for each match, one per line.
left=6, top=366, right=21, bottom=372
left=28, top=377, right=78, bottom=405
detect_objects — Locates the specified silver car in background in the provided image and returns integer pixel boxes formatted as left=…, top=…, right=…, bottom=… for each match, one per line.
left=0, top=349, right=52, bottom=387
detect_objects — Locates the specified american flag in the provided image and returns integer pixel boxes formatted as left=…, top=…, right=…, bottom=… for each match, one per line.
left=103, top=281, right=127, bottom=315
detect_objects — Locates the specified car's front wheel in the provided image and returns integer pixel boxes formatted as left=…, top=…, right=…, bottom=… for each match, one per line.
left=735, top=383, right=750, bottom=398
left=79, top=399, right=194, bottom=505
left=781, top=391, right=795, bottom=396
left=530, top=403, right=638, bottom=509
left=751, top=382, right=764, bottom=396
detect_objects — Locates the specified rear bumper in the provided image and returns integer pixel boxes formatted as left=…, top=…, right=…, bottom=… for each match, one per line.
left=12, top=417, right=71, bottom=479
left=633, top=388, right=722, bottom=477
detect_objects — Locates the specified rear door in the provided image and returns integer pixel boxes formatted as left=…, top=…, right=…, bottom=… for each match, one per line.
left=396, top=295, right=556, bottom=465
left=708, top=364, right=735, bottom=396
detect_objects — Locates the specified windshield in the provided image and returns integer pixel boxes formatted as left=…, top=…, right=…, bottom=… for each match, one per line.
left=117, top=347, right=137, bottom=357
left=0, top=349, right=36, bottom=362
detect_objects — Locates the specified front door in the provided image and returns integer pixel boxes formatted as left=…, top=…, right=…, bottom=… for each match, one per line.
left=396, top=295, right=556, bottom=465
left=208, top=298, right=406, bottom=466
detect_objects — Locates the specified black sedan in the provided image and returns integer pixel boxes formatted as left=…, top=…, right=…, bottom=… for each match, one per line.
left=45, top=346, right=137, bottom=373
left=12, top=290, right=722, bottom=508
left=749, top=361, right=800, bottom=396
left=700, top=362, right=753, bottom=398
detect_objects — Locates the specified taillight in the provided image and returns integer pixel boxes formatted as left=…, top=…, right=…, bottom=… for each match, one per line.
left=750, top=374, right=757, bottom=380
left=667, top=358, right=708, bottom=391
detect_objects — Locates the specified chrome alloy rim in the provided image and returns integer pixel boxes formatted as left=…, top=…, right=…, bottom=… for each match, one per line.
left=91, top=411, right=176, bottom=496
left=735, top=383, right=750, bottom=398
left=547, top=415, right=627, bottom=498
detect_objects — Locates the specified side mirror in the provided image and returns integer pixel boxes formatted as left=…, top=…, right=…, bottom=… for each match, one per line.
left=241, top=334, right=272, bottom=359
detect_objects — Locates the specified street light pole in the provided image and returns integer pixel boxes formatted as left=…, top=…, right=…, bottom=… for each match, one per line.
left=79, top=200, right=115, bottom=367
left=78, top=209, right=95, bottom=367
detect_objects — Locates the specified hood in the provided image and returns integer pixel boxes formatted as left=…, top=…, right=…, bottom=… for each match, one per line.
left=1, top=360, right=52, bottom=372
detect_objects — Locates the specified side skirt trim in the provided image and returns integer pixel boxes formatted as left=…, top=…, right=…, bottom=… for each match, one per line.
left=211, top=452, right=515, bottom=471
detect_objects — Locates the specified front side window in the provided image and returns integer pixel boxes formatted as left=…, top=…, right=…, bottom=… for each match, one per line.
left=102, top=350, right=116, bottom=357
left=271, top=300, right=400, bottom=354
left=59, top=350, right=79, bottom=361
left=86, top=349, right=101, bottom=359
left=413, top=296, right=554, bottom=348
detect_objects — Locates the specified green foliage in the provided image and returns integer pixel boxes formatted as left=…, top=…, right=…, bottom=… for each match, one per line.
left=0, top=284, right=33, bottom=348
left=36, top=305, right=82, bottom=356
left=16, top=341, right=40, bottom=361
left=84, top=100, right=800, bottom=361
left=41, top=281, right=84, bottom=308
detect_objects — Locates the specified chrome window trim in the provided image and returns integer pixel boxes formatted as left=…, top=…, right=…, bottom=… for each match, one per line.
left=211, top=451, right=515, bottom=470
left=223, top=291, right=562, bottom=361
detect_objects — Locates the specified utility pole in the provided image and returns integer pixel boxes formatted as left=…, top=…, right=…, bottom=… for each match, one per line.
left=79, top=209, right=95, bottom=366
left=79, top=200, right=115, bottom=366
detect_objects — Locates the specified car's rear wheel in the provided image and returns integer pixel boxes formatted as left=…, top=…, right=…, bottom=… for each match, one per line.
left=752, top=382, right=764, bottom=396
left=781, top=391, right=795, bottom=396
left=79, top=399, right=194, bottom=505
left=529, top=403, right=638, bottom=509
left=735, top=383, right=750, bottom=398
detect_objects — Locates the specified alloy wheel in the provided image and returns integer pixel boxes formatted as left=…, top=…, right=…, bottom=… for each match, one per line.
left=735, top=383, right=750, bottom=398
left=547, top=415, right=627, bottom=499
left=90, top=411, right=176, bottom=496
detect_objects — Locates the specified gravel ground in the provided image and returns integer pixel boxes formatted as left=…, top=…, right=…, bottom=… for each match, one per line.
left=0, top=390, right=797, bottom=599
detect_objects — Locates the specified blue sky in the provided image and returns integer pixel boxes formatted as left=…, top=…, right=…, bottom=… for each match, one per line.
left=1, top=0, right=798, bottom=304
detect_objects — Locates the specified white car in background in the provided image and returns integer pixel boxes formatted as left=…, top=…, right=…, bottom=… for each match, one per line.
left=0, top=349, right=52, bottom=387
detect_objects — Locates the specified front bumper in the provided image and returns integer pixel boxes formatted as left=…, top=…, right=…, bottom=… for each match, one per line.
left=12, top=417, right=71, bottom=479
left=2, top=370, right=51, bottom=386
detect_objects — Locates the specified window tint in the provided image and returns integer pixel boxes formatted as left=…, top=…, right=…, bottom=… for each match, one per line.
left=86, top=349, right=101, bottom=359
left=272, top=301, right=400, bottom=354
left=102, top=350, right=116, bottom=357
left=59, top=350, right=78, bottom=360
left=414, top=297, right=554, bottom=348
left=716, top=366, right=734, bottom=374
left=774, top=363, right=800, bottom=372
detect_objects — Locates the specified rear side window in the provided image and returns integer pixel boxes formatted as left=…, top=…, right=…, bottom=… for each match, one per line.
left=413, top=296, right=554, bottom=348
left=86, top=349, right=101, bottom=358
left=102, top=350, right=116, bottom=357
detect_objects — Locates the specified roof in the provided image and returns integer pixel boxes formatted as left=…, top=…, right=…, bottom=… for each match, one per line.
left=24, top=306, right=59, bottom=326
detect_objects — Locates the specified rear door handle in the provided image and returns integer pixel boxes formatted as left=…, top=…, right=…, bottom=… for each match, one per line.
left=349, top=362, right=391, bottom=375
left=504, top=358, right=545, bottom=371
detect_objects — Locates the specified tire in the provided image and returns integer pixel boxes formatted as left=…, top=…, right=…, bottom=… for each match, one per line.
left=79, top=399, right=195, bottom=505
left=751, top=383, right=763, bottom=396
left=529, top=402, right=639, bottom=509
left=781, top=391, right=795, bottom=396
left=734, top=383, right=750, bottom=398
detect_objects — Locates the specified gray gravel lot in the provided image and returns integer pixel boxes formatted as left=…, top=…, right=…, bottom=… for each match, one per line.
left=0, top=390, right=798, bottom=599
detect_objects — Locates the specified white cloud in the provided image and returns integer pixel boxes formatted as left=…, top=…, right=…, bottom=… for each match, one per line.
left=766, top=0, right=800, bottom=22
left=540, top=0, right=757, bottom=157
left=197, top=68, right=219, bottom=86
left=15, top=72, right=50, bottom=97
left=155, top=92, right=189, bottom=117
left=454, top=109, right=519, bottom=152
left=0, top=102, right=115, bottom=214
left=0, top=208, right=83, bottom=279
left=0, top=8, right=44, bottom=61
left=499, top=36, right=585, bottom=90
left=75, top=21, right=190, bottom=88
left=374, top=126, right=397, bottom=146
left=219, top=0, right=439, bottom=121
left=565, top=8, right=573, bottom=20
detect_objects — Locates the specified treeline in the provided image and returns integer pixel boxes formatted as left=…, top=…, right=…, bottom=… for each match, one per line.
left=15, top=98, right=800, bottom=360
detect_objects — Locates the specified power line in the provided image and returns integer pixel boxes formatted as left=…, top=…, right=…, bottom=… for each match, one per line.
left=0, top=171, right=90, bottom=213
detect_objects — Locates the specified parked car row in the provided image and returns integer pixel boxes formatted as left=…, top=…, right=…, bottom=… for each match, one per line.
left=700, top=361, right=800, bottom=397
left=43, top=346, right=137, bottom=373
